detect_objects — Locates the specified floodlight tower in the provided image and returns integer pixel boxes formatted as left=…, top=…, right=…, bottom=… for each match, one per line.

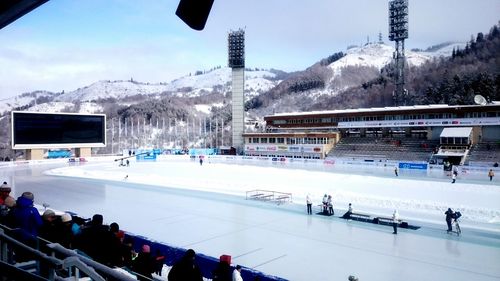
left=228, top=29, right=245, bottom=153
left=388, top=0, right=408, bottom=106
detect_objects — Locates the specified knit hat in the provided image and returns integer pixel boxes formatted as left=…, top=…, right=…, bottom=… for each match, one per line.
left=141, top=244, right=150, bottom=253
left=0, top=182, right=10, bottom=192
left=42, top=209, right=56, bottom=220
left=61, top=213, right=72, bottom=223
left=116, top=230, right=125, bottom=239
left=21, top=191, right=34, bottom=201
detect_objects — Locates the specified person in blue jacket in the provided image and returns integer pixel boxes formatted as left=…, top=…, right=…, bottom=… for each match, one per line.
left=12, top=192, right=43, bottom=244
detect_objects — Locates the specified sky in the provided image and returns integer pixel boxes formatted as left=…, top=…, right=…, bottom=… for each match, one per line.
left=0, top=0, right=498, bottom=100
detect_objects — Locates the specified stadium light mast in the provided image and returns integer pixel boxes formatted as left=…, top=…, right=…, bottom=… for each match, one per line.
left=228, top=29, right=245, bottom=153
left=388, top=0, right=408, bottom=106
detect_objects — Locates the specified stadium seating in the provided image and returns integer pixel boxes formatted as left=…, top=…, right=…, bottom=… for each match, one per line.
left=328, top=136, right=439, bottom=162
left=467, top=141, right=500, bottom=166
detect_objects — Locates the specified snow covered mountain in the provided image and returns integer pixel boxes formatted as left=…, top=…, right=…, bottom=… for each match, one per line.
left=0, top=91, right=56, bottom=115
left=0, top=41, right=465, bottom=115
left=53, top=68, right=280, bottom=104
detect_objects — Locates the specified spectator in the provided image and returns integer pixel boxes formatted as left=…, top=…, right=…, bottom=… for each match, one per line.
left=76, top=214, right=114, bottom=265
left=59, top=213, right=75, bottom=248
left=342, top=203, right=353, bottom=219
left=212, top=257, right=232, bottom=281
left=109, top=222, right=124, bottom=267
left=168, top=248, right=203, bottom=281
left=232, top=265, right=243, bottom=281
left=39, top=209, right=60, bottom=243
left=121, top=236, right=136, bottom=268
left=11, top=192, right=43, bottom=261
left=494, top=162, right=499, bottom=168
left=0, top=182, right=15, bottom=223
left=0, top=182, right=15, bottom=206
left=12, top=192, right=43, bottom=241
left=489, top=169, right=495, bottom=181
left=126, top=159, right=130, bottom=167
left=154, top=249, right=166, bottom=276
left=132, top=244, right=155, bottom=281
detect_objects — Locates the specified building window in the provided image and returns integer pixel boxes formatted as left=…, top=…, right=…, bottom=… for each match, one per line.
left=252, top=138, right=259, bottom=143
left=260, top=138, right=268, bottom=143
left=269, top=138, right=276, bottom=143
left=277, top=138, right=285, bottom=143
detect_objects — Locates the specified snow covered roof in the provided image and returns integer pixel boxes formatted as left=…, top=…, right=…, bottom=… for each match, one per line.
left=440, top=127, right=472, bottom=138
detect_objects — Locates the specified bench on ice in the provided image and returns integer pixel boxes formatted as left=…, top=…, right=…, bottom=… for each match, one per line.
left=342, top=212, right=414, bottom=229
left=345, top=212, right=372, bottom=223
left=373, top=216, right=408, bottom=228
left=246, top=190, right=292, bottom=205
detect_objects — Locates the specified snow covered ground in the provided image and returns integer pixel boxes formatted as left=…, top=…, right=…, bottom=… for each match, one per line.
left=2, top=156, right=499, bottom=281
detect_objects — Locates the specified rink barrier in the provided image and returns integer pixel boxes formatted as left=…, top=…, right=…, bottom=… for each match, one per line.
left=129, top=234, right=287, bottom=281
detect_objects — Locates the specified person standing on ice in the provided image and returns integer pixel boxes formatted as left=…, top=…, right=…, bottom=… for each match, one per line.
left=322, top=194, right=328, bottom=214
left=451, top=173, right=456, bottom=184
left=306, top=194, right=312, bottom=215
left=445, top=208, right=454, bottom=232
left=392, top=210, right=399, bottom=234
left=327, top=195, right=334, bottom=215
left=488, top=169, right=494, bottom=181
left=394, top=166, right=398, bottom=177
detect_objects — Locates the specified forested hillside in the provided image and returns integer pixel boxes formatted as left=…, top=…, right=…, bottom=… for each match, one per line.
left=309, top=23, right=500, bottom=110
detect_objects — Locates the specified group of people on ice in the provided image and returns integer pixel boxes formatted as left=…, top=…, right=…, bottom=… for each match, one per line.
left=305, top=193, right=463, bottom=235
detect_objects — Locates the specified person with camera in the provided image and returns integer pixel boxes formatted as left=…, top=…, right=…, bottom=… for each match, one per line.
left=445, top=208, right=454, bottom=232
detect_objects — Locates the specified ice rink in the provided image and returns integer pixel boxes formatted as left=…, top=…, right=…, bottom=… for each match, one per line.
left=1, top=157, right=499, bottom=281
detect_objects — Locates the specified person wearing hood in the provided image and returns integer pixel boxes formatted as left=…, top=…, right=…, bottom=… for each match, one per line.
left=168, top=248, right=203, bottom=281
left=12, top=192, right=43, bottom=241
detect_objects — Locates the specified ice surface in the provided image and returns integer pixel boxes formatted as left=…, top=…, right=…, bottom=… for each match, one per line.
left=1, top=157, right=499, bottom=281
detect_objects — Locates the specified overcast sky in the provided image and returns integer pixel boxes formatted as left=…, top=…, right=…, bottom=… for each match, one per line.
left=0, top=0, right=498, bottom=100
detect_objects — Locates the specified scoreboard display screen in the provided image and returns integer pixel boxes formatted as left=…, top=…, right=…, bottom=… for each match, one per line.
left=11, top=111, right=106, bottom=149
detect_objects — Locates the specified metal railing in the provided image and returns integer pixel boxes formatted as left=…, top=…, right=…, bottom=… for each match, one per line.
left=0, top=225, right=139, bottom=281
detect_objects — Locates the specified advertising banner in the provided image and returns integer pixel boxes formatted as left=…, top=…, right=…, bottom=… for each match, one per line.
left=398, top=162, right=428, bottom=170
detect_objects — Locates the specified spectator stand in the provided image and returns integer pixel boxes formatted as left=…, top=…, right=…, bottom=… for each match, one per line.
left=246, top=190, right=292, bottom=205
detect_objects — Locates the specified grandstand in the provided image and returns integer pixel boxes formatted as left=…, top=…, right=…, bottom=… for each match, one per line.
left=328, top=136, right=439, bottom=162
left=245, top=104, right=500, bottom=165
left=467, top=141, right=500, bottom=166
